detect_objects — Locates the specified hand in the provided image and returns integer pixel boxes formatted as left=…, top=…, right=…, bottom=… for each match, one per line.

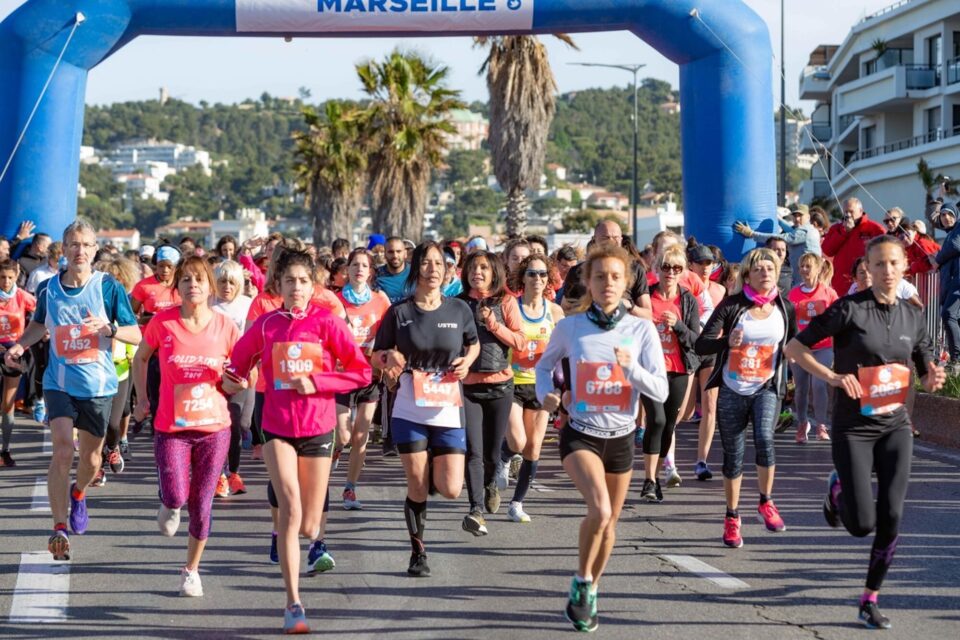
left=243, top=236, right=265, bottom=251
left=15, top=220, right=35, bottom=241
left=614, top=346, right=633, bottom=370
left=843, top=215, right=856, bottom=230
left=728, top=328, right=744, bottom=348
left=477, top=306, right=493, bottom=326
left=660, top=310, right=678, bottom=327
left=733, top=222, right=753, bottom=238
left=543, top=389, right=562, bottom=413
left=289, top=375, right=317, bottom=396
left=922, top=362, right=947, bottom=393
left=829, top=372, right=863, bottom=400
left=221, top=374, right=248, bottom=395
left=3, top=344, right=24, bottom=371
left=383, top=350, right=406, bottom=371
left=449, top=356, right=471, bottom=380
left=133, top=398, right=150, bottom=422
left=83, top=313, right=113, bottom=337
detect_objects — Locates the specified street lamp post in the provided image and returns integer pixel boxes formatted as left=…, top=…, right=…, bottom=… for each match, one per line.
left=569, top=62, right=646, bottom=246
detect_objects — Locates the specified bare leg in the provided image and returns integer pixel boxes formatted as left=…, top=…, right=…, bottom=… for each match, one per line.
left=562, top=450, right=615, bottom=580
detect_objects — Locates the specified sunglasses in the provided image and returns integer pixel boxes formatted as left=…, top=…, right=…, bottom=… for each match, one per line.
left=660, top=264, right=684, bottom=274
left=884, top=218, right=899, bottom=224
left=525, top=270, right=549, bottom=279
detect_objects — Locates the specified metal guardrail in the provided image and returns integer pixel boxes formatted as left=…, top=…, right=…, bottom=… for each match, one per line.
left=912, top=270, right=946, bottom=359
left=851, top=125, right=960, bottom=162
left=860, top=0, right=914, bottom=23
left=948, top=56, right=960, bottom=85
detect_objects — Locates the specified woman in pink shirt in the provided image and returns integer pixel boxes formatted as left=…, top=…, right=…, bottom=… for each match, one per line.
left=225, top=249, right=371, bottom=635
left=132, top=256, right=240, bottom=598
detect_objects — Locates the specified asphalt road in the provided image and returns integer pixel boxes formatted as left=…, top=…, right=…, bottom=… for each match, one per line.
left=1, top=417, right=958, bottom=639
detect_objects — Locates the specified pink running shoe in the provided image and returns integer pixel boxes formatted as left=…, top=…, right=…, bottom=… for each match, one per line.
left=722, top=515, right=743, bottom=548
left=757, top=500, right=786, bottom=532
left=795, top=421, right=809, bottom=444
left=816, top=424, right=831, bottom=441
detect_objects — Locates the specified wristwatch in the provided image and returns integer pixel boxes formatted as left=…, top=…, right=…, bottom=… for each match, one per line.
left=107, top=323, right=118, bottom=338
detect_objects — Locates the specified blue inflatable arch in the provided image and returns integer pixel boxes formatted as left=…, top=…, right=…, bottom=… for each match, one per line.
left=0, top=0, right=775, bottom=257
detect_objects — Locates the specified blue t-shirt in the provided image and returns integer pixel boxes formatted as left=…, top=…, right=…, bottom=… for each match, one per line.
left=376, top=265, right=412, bottom=304
left=35, top=272, right=138, bottom=327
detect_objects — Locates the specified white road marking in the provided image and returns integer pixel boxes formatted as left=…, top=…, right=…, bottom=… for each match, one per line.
left=531, top=481, right=554, bottom=493
left=9, top=552, right=70, bottom=622
left=30, top=477, right=49, bottom=512
left=42, top=428, right=51, bottom=455
left=660, top=555, right=750, bottom=589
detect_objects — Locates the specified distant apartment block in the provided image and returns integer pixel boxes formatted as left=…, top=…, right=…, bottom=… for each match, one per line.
left=97, top=229, right=141, bottom=251
left=104, top=139, right=211, bottom=175
left=775, top=115, right=819, bottom=169
left=445, top=110, right=489, bottom=152
left=798, top=0, right=960, bottom=214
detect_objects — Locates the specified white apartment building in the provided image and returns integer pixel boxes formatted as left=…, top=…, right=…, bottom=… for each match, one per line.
left=208, top=208, right=270, bottom=247
left=103, top=140, right=212, bottom=176
left=775, top=115, right=818, bottom=169
left=798, top=0, right=960, bottom=215
left=445, top=110, right=489, bottom=153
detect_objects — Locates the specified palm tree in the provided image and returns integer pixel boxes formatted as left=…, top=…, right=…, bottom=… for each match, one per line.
left=476, top=35, right=577, bottom=238
left=358, top=50, right=464, bottom=240
left=293, top=101, right=367, bottom=247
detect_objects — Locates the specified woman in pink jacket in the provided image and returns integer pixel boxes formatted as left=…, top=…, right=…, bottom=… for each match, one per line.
left=225, top=249, right=371, bottom=635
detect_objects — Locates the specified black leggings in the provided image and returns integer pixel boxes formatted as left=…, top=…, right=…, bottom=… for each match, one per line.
left=227, top=403, right=243, bottom=474
left=251, top=392, right=266, bottom=446
left=105, top=376, right=132, bottom=449
left=833, top=425, right=912, bottom=591
left=641, top=373, right=689, bottom=458
left=464, top=382, right=513, bottom=512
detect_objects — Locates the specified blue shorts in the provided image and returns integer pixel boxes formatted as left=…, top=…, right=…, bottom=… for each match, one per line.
left=390, top=417, right=466, bottom=455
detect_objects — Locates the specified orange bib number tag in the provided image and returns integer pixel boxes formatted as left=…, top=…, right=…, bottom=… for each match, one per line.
left=412, top=371, right=462, bottom=408
left=272, top=342, right=324, bottom=390
left=575, top=362, right=632, bottom=413
left=728, top=344, right=775, bottom=383
left=657, top=322, right=677, bottom=356
left=173, top=383, right=221, bottom=428
left=0, top=313, right=23, bottom=343
left=516, top=338, right=547, bottom=370
left=858, top=364, right=910, bottom=416
left=55, top=324, right=99, bottom=365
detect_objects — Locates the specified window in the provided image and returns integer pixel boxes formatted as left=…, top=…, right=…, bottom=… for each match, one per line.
left=928, top=34, right=942, bottom=66
left=925, top=107, right=942, bottom=141
left=953, top=105, right=960, bottom=135
left=862, top=125, right=876, bottom=152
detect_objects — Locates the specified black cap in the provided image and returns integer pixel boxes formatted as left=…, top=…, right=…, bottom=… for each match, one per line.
left=687, top=244, right=715, bottom=263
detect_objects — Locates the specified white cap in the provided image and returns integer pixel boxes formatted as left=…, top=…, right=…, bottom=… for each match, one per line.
left=913, top=220, right=927, bottom=235
left=139, top=245, right=155, bottom=258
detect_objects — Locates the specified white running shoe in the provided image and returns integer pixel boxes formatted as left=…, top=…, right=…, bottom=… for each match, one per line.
left=494, top=459, right=509, bottom=491
left=666, top=467, right=682, bottom=488
left=179, top=567, right=203, bottom=597
left=158, top=505, right=181, bottom=537
left=507, top=501, right=531, bottom=523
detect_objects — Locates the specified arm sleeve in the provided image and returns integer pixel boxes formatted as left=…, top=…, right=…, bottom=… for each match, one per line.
left=32, top=282, right=47, bottom=324
left=228, top=315, right=265, bottom=379
left=535, top=317, right=570, bottom=404
left=821, top=224, right=847, bottom=257
left=796, top=298, right=849, bottom=348
left=935, top=228, right=960, bottom=265
left=672, top=292, right=701, bottom=351
left=105, top=277, right=138, bottom=326
left=630, top=262, right=649, bottom=302
left=624, top=322, right=670, bottom=403
left=486, top=297, right=527, bottom=351
left=238, top=254, right=265, bottom=292
left=311, top=316, right=373, bottom=394
left=695, top=298, right=731, bottom=355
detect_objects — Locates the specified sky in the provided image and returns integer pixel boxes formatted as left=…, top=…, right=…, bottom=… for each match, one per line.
left=0, top=0, right=898, bottom=111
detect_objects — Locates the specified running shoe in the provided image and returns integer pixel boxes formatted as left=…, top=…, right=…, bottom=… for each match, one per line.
left=227, top=472, right=247, bottom=495
left=795, top=420, right=809, bottom=444
left=757, top=500, right=787, bottom=532
left=484, top=482, right=501, bottom=514
left=283, top=603, right=310, bottom=634
left=462, top=510, right=488, bottom=536
left=32, top=398, right=46, bottom=424
left=508, top=454, right=522, bottom=481
left=640, top=479, right=659, bottom=503
left=634, top=427, right=645, bottom=447
left=407, top=551, right=431, bottom=577
left=342, top=487, right=362, bottom=511
left=823, top=470, right=841, bottom=528
left=106, top=446, right=124, bottom=473
left=655, top=480, right=664, bottom=503
left=119, top=440, right=131, bottom=459
left=694, top=461, right=713, bottom=481
left=381, top=439, right=399, bottom=457
left=48, top=529, right=70, bottom=561
left=306, top=539, right=335, bottom=574
left=90, top=468, right=106, bottom=487
left=816, top=424, right=831, bottom=441
left=215, top=473, right=229, bottom=498
left=179, top=567, right=203, bottom=597
left=269, top=532, right=279, bottom=564
left=158, top=505, right=181, bottom=537
left=507, top=501, right=531, bottom=523
left=722, top=515, right=743, bottom=548
left=494, top=459, right=509, bottom=491
left=241, top=429, right=253, bottom=450
left=858, top=601, right=892, bottom=630
left=775, top=409, right=795, bottom=434
left=251, top=444, right=263, bottom=460
left=0, top=450, right=15, bottom=467
left=564, top=576, right=598, bottom=633
left=665, top=467, right=682, bottom=488
left=69, top=484, right=88, bottom=534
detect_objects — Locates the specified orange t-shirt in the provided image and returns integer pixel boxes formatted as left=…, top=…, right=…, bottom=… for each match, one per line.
left=0, top=288, right=36, bottom=344
left=337, top=290, right=391, bottom=356
left=132, top=276, right=181, bottom=316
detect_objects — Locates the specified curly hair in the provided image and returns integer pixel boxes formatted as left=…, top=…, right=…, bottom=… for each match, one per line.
left=509, top=253, right=556, bottom=295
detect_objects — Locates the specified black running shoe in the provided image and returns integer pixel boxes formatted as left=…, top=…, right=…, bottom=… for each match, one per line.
left=381, top=438, right=399, bottom=458
left=655, top=480, right=664, bottom=502
left=407, top=552, right=430, bottom=578
left=823, top=470, right=841, bottom=529
left=564, top=577, right=598, bottom=633
left=640, top=479, right=659, bottom=502
left=119, top=441, right=131, bottom=459
left=0, top=450, right=15, bottom=467
left=484, top=482, right=501, bottom=514
left=858, top=601, right=892, bottom=630
left=462, top=510, right=488, bottom=536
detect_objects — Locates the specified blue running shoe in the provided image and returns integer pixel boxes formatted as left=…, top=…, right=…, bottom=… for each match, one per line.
left=306, top=539, right=335, bottom=575
left=32, top=399, right=46, bottom=424
left=634, top=427, right=645, bottom=447
left=824, top=470, right=841, bottom=528
left=69, top=484, right=88, bottom=535
left=564, top=576, right=598, bottom=632
left=269, top=532, right=279, bottom=564
left=283, top=603, right=309, bottom=634
left=241, top=429, right=253, bottom=450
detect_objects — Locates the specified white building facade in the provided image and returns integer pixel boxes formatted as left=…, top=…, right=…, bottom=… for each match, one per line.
left=798, top=0, right=960, bottom=215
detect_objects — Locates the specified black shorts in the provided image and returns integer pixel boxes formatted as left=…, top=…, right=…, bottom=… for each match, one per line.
left=512, top=383, right=542, bottom=411
left=44, top=389, right=112, bottom=439
left=697, top=354, right=717, bottom=372
left=559, top=425, right=634, bottom=474
left=264, top=429, right=335, bottom=458
left=335, top=380, right=381, bottom=408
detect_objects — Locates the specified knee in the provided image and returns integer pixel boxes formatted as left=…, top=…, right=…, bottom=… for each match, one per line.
left=588, top=504, right=613, bottom=530
left=438, top=484, right=461, bottom=500
left=846, top=521, right=875, bottom=538
left=299, top=519, right=321, bottom=539
left=351, top=428, right=369, bottom=448
left=51, top=447, right=74, bottom=468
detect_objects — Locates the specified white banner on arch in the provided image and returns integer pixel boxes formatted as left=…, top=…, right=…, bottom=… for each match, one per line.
left=236, top=0, right=535, bottom=33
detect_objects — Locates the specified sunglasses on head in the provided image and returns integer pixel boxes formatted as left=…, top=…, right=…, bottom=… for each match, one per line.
left=660, top=264, right=684, bottom=274
left=525, top=269, right=548, bottom=279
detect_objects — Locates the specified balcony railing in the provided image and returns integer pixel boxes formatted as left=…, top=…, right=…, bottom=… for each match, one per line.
left=807, top=123, right=832, bottom=143
left=850, top=125, right=960, bottom=163
left=864, top=48, right=914, bottom=76
left=860, top=0, right=915, bottom=23
left=904, top=64, right=941, bottom=89
left=948, top=56, right=960, bottom=85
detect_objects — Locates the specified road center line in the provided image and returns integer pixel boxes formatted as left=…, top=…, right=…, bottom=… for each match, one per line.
left=42, top=428, right=52, bottom=455
left=660, top=554, right=750, bottom=589
left=9, top=552, right=70, bottom=623
left=30, top=477, right=49, bottom=513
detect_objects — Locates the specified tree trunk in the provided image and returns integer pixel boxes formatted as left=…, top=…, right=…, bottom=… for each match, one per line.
left=505, top=187, right=528, bottom=238
left=312, top=197, right=335, bottom=249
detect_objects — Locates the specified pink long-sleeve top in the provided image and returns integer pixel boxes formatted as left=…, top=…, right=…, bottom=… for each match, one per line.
left=229, top=304, right=372, bottom=438
left=238, top=253, right=265, bottom=293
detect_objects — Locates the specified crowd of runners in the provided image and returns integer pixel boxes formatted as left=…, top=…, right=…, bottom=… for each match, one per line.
left=0, top=204, right=946, bottom=633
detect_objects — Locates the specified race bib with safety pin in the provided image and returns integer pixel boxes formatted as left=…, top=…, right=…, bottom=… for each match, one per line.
left=858, top=363, right=911, bottom=416
left=55, top=324, right=100, bottom=365
left=412, top=371, right=462, bottom=408
left=272, top=341, right=325, bottom=390
left=728, top=344, right=775, bottom=383
left=173, top=383, right=222, bottom=428
left=575, top=362, right=632, bottom=413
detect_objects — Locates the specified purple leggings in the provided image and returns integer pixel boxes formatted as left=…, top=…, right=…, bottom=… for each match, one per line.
left=154, top=428, right=230, bottom=540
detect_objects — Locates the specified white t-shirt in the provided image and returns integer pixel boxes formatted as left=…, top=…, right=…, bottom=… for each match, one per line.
left=25, top=263, right=57, bottom=294
left=213, top=294, right=253, bottom=331
left=723, top=308, right=786, bottom=396
left=847, top=280, right=918, bottom=300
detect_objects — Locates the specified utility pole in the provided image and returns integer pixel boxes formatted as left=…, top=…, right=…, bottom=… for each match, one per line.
left=780, top=0, right=787, bottom=207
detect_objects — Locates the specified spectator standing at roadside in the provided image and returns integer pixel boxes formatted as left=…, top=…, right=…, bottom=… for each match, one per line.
left=822, top=198, right=885, bottom=294
left=734, top=204, right=820, bottom=287
left=16, top=232, right=52, bottom=288
left=26, top=242, right=62, bottom=294
left=934, top=205, right=960, bottom=367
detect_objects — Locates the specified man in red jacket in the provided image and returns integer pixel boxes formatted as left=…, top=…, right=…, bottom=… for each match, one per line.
left=821, top=197, right=886, bottom=293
